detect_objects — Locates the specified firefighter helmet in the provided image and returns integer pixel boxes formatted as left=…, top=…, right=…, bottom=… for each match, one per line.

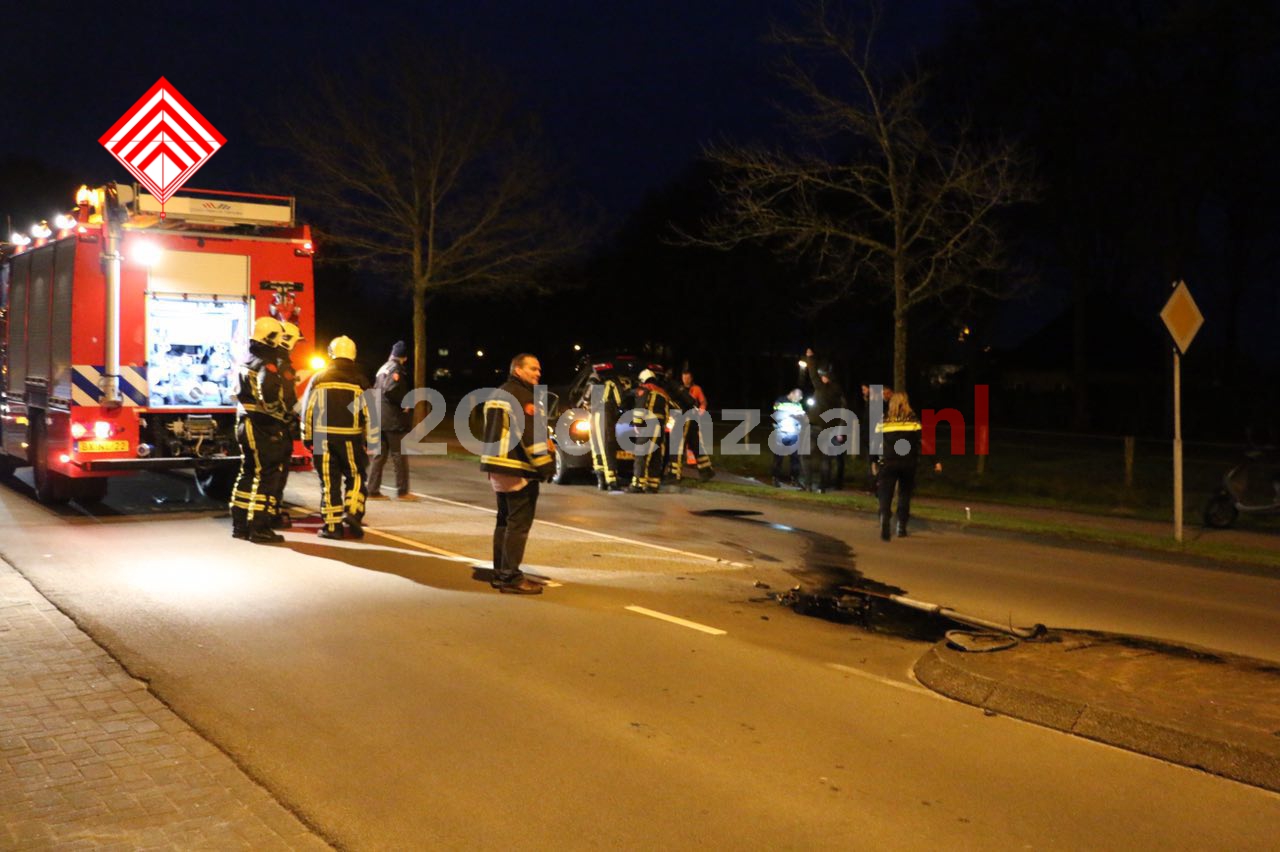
left=251, top=316, right=285, bottom=346
left=638, top=369, right=656, bottom=384
left=279, top=321, right=302, bottom=352
left=328, top=335, right=357, bottom=360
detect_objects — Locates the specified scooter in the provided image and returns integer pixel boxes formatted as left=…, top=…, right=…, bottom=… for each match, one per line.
left=1202, top=447, right=1280, bottom=528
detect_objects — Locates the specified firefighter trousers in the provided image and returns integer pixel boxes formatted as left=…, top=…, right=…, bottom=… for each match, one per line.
left=669, top=417, right=713, bottom=480
left=588, top=408, right=619, bottom=487
left=630, top=420, right=665, bottom=492
left=231, top=420, right=289, bottom=534
left=314, top=437, right=369, bottom=532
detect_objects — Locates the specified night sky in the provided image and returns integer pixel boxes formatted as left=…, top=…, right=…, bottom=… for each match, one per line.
left=1, top=0, right=959, bottom=224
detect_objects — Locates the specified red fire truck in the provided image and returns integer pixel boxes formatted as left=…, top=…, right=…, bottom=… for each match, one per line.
left=0, top=184, right=318, bottom=504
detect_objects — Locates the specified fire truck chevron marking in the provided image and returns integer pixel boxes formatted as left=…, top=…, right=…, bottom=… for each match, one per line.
left=99, top=78, right=225, bottom=204
left=71, top=366, right=148, bottom=407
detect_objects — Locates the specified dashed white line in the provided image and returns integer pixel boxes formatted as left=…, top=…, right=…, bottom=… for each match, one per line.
left=407, top=490, right=751, bottom=568
left=625, top=605, right=727, bottom=636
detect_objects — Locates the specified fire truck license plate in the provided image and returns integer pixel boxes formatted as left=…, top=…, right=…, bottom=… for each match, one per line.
left=78, top=440, right=129, bottom=453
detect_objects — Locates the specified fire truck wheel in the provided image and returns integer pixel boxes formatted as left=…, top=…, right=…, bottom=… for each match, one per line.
left=69, top=477, right=109, bottom=505
left=31, top=427, right=70, bottom=505
left=194, top=466, right=236, bottom=502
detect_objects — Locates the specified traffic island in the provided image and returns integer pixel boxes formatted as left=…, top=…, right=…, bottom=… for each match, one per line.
left=914, top=629, right=1280, bottom=793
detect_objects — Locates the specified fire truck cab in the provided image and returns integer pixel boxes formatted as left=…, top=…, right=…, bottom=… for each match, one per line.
left=0, top=184, right=318, bottom=504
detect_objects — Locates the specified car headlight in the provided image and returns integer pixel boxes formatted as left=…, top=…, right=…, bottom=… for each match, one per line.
left=569, top=418, right=590, bottom=442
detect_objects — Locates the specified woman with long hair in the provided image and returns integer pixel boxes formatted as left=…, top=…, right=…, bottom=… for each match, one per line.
left=874, top=391, right=922, bottom=541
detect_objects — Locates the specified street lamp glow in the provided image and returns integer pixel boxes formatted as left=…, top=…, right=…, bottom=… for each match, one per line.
left=476, top=350, right=484, bottom=358
left=573, top=343, right=582, bottom=352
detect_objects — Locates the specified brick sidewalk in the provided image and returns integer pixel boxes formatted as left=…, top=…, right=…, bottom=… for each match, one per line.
left=0, top=560, right=328, bottom=850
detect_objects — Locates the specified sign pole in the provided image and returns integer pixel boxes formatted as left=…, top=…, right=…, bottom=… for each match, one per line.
left=1172, top=347, right=1183, bottom=543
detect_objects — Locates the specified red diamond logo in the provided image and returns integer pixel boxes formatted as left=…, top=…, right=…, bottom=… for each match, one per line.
left=99, top=77, right=225, bottom=204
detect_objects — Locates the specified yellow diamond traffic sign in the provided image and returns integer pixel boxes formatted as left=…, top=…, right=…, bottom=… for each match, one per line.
left=1160, top=280, right=1204, bottom=355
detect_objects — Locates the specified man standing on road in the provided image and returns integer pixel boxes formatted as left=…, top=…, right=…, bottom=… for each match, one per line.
left=302, top=335, right=376, bottom=540
left=480, top=353, right=554, bottom=595
left=802, top=348, right=848, bottom=493
left=671, top=369, right=715, bottom=481
left=368, top=340, right=417, bottom=501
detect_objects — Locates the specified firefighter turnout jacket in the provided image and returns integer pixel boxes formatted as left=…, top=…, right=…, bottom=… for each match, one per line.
left=630, top=378, right=671, bottom=491
left=301, top=358, right=376, bottom=452
left=480, top=377, right=554, bottom=480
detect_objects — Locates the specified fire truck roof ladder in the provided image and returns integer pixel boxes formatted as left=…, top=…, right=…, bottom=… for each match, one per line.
left=133, top=187, right=296, bottom=228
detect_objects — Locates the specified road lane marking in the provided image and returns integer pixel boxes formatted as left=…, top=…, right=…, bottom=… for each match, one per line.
left=625, top=605, right=727, bottom=635
left=362, top=527, right=563, bottom=587
left=826, top=663, right=941, bottom=699
left=408, top=491, right=751, bottom=569
left=360, top=527, right=472, bottom=561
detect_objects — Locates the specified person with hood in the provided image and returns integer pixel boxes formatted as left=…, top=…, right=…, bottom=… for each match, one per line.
left=302, top=335, right=376, bottom=539
left=230, top=317, right=290, bottom=543
left=368, top=340, right=417, bottom=500
left=480, top=353, right=554, bottom=594
left=874, top=390, right=922, bottom=540
left=628, top=368, right=672, bottom=493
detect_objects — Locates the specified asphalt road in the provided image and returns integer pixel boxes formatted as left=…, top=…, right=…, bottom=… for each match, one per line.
left=2, top=460, right=1278, bottom=848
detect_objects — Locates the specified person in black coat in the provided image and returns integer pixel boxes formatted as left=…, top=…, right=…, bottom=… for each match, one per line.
left=368, top=340, right=416, bottom=500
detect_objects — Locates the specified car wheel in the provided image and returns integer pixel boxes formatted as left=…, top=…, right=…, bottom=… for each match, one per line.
left=31, top=419, right=70, bottom=505
left=1202, top=491, right=1238, bottom=529
left=551, top=446, right=572, bottom=485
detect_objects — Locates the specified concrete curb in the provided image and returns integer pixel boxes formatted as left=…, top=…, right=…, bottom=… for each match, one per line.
left=914, top=645, right=1280, bottom=794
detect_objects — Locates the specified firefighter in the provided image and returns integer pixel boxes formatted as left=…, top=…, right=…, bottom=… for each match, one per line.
left=628, top=368, right=671, bottom=493
left=230, top=317, right=290, bottom=543
left=587, top=372, right=624, bottom=491
left=301, top=335, right=375, bottom=540
left=267, top=321, right=303, bottom=529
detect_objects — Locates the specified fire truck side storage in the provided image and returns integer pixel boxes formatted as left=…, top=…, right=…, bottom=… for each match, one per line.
left=0, top=185, right=316, bottom=504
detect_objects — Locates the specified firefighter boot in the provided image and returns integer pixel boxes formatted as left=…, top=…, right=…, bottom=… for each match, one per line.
left=596, top=473, right=609, bottom=492
left=317, top=526, right=344, bottom=540
left=344, top=518, right=365, bottom=539
left=248, top=524, right=285, bottom=544
left=271, top=512, right=293, bottom=530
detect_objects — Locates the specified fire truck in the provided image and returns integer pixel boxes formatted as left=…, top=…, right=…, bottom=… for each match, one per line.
left=0, top=184, right=318, bottom=504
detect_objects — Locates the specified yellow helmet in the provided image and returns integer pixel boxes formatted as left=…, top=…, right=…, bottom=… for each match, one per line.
left=251, top=316, right=286, bottom=346
left=279, top=321, right=302, bottom=352
left=328, top=335, right=357, bottom=360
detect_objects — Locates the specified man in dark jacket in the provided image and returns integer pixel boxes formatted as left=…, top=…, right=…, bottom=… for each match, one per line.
left=302, top=335, right=375, bottom=540
left=802, top=349, right=849, bottom=493
left=480, top=353, right=554, bottom=594
left=368, top=340, right=416, bottom=500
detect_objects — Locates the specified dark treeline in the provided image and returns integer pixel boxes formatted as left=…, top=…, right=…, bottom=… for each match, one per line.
left=481, top=0, right=1278, bottom=443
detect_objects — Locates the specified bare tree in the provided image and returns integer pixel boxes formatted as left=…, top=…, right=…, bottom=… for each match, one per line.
left=280, top=46, right=582, bottom=400
left=700, top=1, right=1033, bottom=390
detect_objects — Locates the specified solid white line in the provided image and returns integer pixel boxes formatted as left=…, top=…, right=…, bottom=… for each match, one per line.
left=826, top=663, right=941, bottom=699
left=625, top=605, right=727, bottom=636
left=408, top=490, right=751, bottom=568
